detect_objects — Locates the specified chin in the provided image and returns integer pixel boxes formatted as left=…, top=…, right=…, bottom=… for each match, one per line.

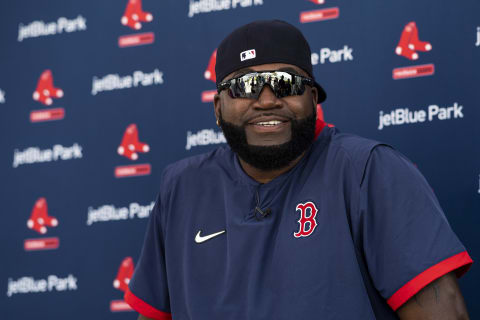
left=219, top=112, right=316, bottom=171
left=245, top=131, right=292, bottom=147
left=247, top=139, right=290, bottom=147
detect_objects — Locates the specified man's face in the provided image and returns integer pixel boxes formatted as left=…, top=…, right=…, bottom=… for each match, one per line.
left=214, top=63, right=319, bottom=171
left=214, top=63, right=318, bottom=147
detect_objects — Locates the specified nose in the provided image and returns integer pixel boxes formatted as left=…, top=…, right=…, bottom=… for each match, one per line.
left=253, top=84, right=281, bottom=110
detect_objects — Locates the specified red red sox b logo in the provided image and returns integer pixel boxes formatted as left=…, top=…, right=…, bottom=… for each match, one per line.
left=294, top=201, right=318, bottom=238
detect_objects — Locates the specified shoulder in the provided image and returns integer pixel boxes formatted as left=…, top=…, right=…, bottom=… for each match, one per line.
left=160, top=145, right=234, bottom=190
left=327, top=130, right=421, bottom=192
left=316, top=127, right=393, bottom=185
left=327, top=127, right=386, bottom=159
left=156, top=146, right=236, bottom=220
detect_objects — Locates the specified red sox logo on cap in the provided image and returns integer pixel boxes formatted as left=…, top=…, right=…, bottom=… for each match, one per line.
left=294, top=201, right=318, bottom=238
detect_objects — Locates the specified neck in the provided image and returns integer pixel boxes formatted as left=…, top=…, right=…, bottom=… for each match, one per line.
left=238, top=151, right=306, bottom=184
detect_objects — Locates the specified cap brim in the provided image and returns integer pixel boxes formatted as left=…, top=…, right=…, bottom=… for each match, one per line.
left=314, top=81, right=327, bottom=103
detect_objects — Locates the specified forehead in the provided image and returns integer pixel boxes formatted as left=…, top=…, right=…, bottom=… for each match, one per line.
left=223, top=63, right=309, bottom=81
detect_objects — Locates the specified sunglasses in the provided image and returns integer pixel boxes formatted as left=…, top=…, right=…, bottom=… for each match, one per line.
left=217, top=70, right=314, bottom=99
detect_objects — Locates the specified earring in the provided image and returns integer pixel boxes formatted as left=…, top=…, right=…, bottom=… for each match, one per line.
left=216, top=119, right=220, bottom=126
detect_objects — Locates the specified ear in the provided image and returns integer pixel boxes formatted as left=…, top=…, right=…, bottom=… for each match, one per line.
left=213, top=93, right=222, bottom=121
left=310, top=86, right=318, bottom=107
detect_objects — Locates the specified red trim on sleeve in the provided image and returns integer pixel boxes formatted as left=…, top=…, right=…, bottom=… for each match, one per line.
left=124, top=287, right=172, bottom=320
left=387, top=251, right=473, bottom=311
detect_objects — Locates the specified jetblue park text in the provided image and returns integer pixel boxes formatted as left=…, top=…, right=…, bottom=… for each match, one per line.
left=13, top=143, right=83, bottom=168
left=7, top=275, right=78, bottom=297
left=188, top=0, right=263, bottom=18
left=186, top=129, right=226, bottom=150
left=91, top=69, right=163, bottom=95
left=18, top=15, right=87, bottom=42
left=87, top=201, right=154, bottom=225
left=378, top=102, right=464, bottom=130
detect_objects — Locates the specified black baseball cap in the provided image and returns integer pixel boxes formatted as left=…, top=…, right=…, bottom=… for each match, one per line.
left=215, top=19, right=327, bottom=103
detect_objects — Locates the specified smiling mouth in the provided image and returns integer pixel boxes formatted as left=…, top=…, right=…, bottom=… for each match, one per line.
left=253, top=120, right=288, bottom=127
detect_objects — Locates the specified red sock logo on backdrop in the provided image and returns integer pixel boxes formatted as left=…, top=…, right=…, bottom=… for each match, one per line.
left=117, top=124, right=150, bottom=161
left=201, top=49, right=218, bottom=103
left=118, top=0, right=155, bottom=47
left=204, top=49, right=217, bottom=83
left=27, top=197, right=58, bottom=234
left=110, top=257, right=135, bottom=312
left=24, top=198, right=60, bottom=251
left=113, top=257, right=134, bottom=292
left=115, top=124, right=152, bottom=178
left=395, top=22, right=432, bottom=60
left=300, top=0, right=340, bottom=24
left=32, top=70, right=64, bottom=106
left=392, top=21, right=435, bottom=80
left=30, top=70, right=65, bottom=122
left=121, top=0, right=153, bottom=30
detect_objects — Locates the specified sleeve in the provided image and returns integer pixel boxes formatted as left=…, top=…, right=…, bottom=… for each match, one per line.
left=124, top=193, right=172, bottom=320
left=358, top=145, right=473, bottom=311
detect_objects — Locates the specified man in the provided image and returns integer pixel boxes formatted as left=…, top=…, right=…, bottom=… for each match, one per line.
left=125, top=20, right=473, bottom=319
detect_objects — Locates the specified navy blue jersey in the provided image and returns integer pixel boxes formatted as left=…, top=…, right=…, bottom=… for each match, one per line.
left=125, top=126, right=472, bottom=320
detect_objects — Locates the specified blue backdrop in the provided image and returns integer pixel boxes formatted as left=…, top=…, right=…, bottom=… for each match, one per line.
left=0, top=0, right=478, bottom=318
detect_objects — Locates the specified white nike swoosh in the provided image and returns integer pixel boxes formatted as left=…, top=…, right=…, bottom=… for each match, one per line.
left=195, top=230, right=226, bottom=244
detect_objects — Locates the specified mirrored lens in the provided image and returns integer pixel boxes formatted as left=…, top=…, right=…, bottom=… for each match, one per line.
left=227, top=71, right=309, bottom=99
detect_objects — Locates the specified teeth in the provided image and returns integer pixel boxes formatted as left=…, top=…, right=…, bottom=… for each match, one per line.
left=256, top=120, right=282, bottom=126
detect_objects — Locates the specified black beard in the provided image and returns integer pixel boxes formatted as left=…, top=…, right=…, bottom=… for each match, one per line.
left=219, top=112, right=316, bottom=171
